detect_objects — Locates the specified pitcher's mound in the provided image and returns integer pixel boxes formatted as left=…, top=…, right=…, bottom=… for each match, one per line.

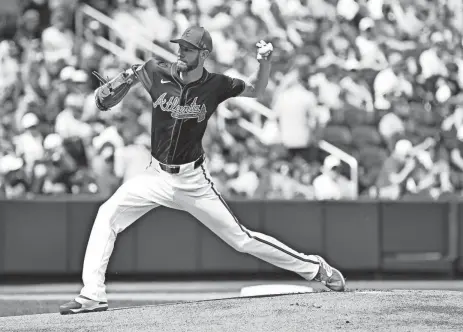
left=2, top=290, right=463, bottom=332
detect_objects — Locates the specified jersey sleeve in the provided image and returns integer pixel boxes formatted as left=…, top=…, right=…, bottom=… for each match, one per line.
left=134, top=57, right=165, bottom=92
left=217, top=75, right=246, bottom=103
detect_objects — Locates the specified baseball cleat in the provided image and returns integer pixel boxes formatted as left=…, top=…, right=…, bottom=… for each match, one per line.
left=313, top=255, right=346, bottom=292
left=59, top=295, right=108, bottom=315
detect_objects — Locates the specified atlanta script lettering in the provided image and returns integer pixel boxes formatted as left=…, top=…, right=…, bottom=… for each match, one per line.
left=153, top=93, right=207, bottom=122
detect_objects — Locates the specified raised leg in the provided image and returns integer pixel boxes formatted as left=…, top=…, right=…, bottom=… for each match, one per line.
left=177, top=165, right=345, bottom=291
left=177, top=166, right=320, bottom=278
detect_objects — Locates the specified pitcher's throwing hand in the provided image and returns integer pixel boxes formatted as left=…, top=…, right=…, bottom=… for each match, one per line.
left=256, top=40, right=273, bottom=61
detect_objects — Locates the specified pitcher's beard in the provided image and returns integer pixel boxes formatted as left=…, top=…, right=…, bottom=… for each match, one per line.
left=176, top=57, right=199, bottom=73
left=176, top=60, right=189, bottom=72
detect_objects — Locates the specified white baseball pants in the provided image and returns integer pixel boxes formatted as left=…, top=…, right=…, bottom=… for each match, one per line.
left=80, top=157, right=320, bottom=302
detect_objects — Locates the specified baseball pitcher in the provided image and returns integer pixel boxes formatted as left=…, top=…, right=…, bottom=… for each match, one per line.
left=60, top=26, right=345, bottom=315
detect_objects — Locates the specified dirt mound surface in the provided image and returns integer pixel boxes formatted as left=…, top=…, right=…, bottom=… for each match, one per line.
left=1, top=290, right=463, bottom=332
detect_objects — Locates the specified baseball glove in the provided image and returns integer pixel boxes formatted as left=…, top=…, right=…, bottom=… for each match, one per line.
left=92, top=68, right=138, bottom=111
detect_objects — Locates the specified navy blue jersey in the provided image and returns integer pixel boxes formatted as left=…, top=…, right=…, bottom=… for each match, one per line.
left=137, top=57, right=245, bottom=165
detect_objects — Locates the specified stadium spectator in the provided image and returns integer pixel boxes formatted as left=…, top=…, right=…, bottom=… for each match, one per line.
left=14, top=113, right=45, bottom=175
left=309, top=68, right=343, bottom=111
left=339, top=76, right=374, bottom=113
left=36, top=133, right=78, bottom=194
left=378, top=112, right=405, bottom=151
left=374, top=139, right=414, bottom=200
left=41, top=6, right=75, bottom=65
left=132, top=0, right=175, bottom=45
left=55, top=93, right=93, bottom=139
left=227, top=162, right=260, bottom=198
left=0, top=41, right=21, bottom=104
left=272, top=56, right=319, bottom=162
left=375, top=138, right=437, bottom=199
left=355, top=17, right=389, bottom=71
left=404, top=146, right=453, bottom=199
left=0, top=154, right=29, bottom=199
left=90, top=141, right=120, bottom=196
left=114, top=133, right=152, bottom=183
left=266, top=161, right=297, bottom=199
left=443, top=107, right=463, bottom=146
left=19, top=0, right=51, bottom=35
left=312, top=155, right=354, bottom=200
left=418, top=33, right=449, bottom=83
left=45, top=66, right=86, bottom=123
left=233, top=0, right=268, bottom=49
left=373, top=53, right=413, bottom=110
left=450, top=127, right=463, bottom=187
left=14, top=9, right=42, bottom=54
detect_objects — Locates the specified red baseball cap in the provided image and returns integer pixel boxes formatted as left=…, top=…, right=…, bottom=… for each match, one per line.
left=170, top=26, right=213, bottom=52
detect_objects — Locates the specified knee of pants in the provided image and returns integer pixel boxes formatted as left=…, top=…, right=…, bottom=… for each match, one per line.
left=229, top=240, right=247, bottom=253
left=226, top=232, right=252, bottom=253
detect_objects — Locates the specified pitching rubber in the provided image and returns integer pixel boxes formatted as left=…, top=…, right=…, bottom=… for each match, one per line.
left=240, top=284, right=313, bottom=297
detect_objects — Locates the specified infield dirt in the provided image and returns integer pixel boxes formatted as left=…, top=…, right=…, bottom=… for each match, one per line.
left=1, top=289, right=462, bottom=331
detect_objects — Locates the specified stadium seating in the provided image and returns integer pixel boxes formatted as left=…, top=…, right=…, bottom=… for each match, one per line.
left=321, top=125, right=352, bottom=152
left=343, top=107, right=373, bottom=127
left=357, top=146, right=388, bottom=171
left=350, top=125, right=383, bottom=149
left=0, top=0, right=461, bottom=200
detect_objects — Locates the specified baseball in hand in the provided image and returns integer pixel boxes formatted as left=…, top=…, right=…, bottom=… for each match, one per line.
left=256, top=40, right=273, bottom=61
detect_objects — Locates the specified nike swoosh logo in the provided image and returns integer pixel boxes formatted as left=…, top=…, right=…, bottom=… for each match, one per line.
left=161, top=79, right=171, bottom=84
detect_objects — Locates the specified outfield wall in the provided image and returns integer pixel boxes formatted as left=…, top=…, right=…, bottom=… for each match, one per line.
left=0, top=198, right=461, bottom=276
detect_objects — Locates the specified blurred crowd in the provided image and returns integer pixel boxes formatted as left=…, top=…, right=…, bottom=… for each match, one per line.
left=1, top=0, right=463, bottom=201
